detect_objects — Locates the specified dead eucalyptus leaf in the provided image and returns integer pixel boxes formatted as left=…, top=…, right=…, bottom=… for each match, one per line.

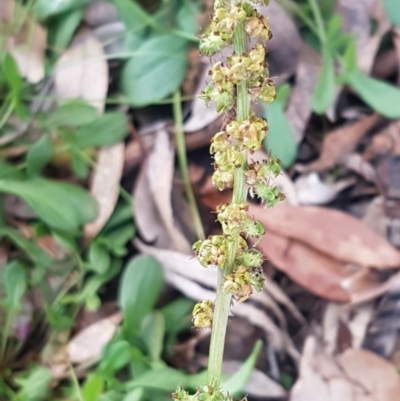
left=54, top=28, right=108, bottom=113
left=250, top=203, right=400, bottom=268
left=299, top=113, right=379, bottom=172
left=259, top=230, right=351, bottom=301
left=67, top=312, right=122, bottom=364
left=134, top=128, right=191, bottom=252
left=84, top=143, right=125, bottom=242
left=291, top=336, right=400, bottom=401
left=2, top=0, right=46, bottom=83
left=285, top=43, right=321, bottom=143
left=338, top=0, right=390, bottom=74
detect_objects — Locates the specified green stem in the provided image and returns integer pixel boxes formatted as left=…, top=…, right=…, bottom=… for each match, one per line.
left=207, top=19, right=249, bottom=389
left=308, top=0, right=327, bottom=43
left=173, top=90, right=205, bottom=240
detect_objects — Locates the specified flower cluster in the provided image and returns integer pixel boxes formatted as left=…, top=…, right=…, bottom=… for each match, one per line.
left=173, top=385, right=236, bottom=401
left=200, top=45, right=276, bottom=112
left=192, top=299, right=215, bottom=329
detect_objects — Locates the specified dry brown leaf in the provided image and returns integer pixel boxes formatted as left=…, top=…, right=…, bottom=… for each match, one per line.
left=134, top=128, right=191, bottom=253
left=300, top=113, right=379, bottom=173
left=67, top=312, right=121, bottom=364
left=259, top=229, right=351, bottom=301
left=291, top=336, right=400, bottom=401
left=339, top=348, right=400, bottom=399
left=257, top=0, right=301, bottom=84
left=2, top=0, right=46, bottom=83
left=84, top=143, right=125, bottom=242
left=338, top=0, right=390, bottom=74
left=285, top=43, right=321, bottom=143
left=250, top=202, right=400, bottom=268
left=364, top=120, right=400, bottom=159
left=54, top=28, right=108, bottom=113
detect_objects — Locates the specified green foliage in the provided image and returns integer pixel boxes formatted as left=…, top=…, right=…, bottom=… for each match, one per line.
left=383, top=0, right=400, bottom=28
left=26, top=135, right=54, bottom=176
left=121, top=34, right=189, bottom=106
left=0, top=178, right=97, bottom=232
left=263, top=84, right=298, bottom=169
left=33, top=0, right=92, bottom=19
left=13, top=366, right=52, bottom=401
left=118, top=255, right=164, bottom=338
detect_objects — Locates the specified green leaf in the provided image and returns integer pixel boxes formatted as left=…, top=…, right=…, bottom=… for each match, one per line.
left=82, top=374, right=104, bottom=401
left=141, top=311, right=165, bottom=361
left=99, top=223, right=135, bottom=256
left=33, top=0, right=91, bottom=19
left=263, top=100, right=298, bottom=169
left=14, top=366, right=52, bottom=401
left=345, top=68, right=400, bottom=119
left=71, top=149, right=90, bottom=179
left=88, top=241, right=111, bottom=274
left=0, top=160, right=23, bottom=180
left=121, top=34, right=188, bottom=106
left=44, top=100, right=97, bottom=129
left=223, top=340, right=262, bottom=395
left=99, top=340, right=131, bottom=375
left=113, top=0, right=155, bottom=31
left=0, top=178, right=97, bottom=232
left=47, top=9, right=84, bottom=52
left=161, top=297, right=194, bottom=335
left=122, top=388, right=145, bottom=401
left=384, top=0, right=400, bottom=27
left=0, top=227, right=52, bottom=267
left=72, top=112, right=128, bottom=148
left=118, top=255, right=164, bottom=337
left=312, top=50, right=336, bottom=114
left=176, top=2, right=199, bottom=34
left=101, top=201, right=133, bottom=234
left=3, top=261, right=27, bottom=309
left=27, top=135, right=54, bottom=176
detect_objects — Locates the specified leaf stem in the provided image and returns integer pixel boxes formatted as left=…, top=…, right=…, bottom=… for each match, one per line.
left=173, top=90, right=205, bottom=240
left=207, top=17, right=249, bottom=389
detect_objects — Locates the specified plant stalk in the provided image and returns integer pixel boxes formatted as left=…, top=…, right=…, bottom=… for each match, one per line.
left=173, top=90, right=205, bottom=240
left=207, top=19, right=249, bottom=389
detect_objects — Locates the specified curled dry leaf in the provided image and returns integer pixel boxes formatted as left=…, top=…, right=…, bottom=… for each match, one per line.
left=54, top=28, right=108, bottom=113
left=299, top=113, right=379, bottom=173
left=364, top=120, right=400, bottom=159
left=290, top=336, right=400, bottom=401
left=67, top=312, right=122, bottom=364
left=84, top=143, right=125, bottom=242
left=338, top=0, right=390, bottom=74
left=2, top=0, right=46, bottom=83
left=250, top=202, right=400, bottom=268
left=134, top=128, right=191, bottom=253
left=285, top=43, right=321, bottom=143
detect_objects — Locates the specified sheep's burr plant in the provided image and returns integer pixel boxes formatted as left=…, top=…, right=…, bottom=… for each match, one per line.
left=173, top=1, right=284, bottom=399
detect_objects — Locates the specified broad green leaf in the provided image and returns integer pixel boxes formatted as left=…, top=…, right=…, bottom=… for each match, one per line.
left=101, top=201, right=133, bottom=234
left=4, top=261, right=27, bottom=309
left=82, top=374, right=104, bottom=401
left=312, top=50, right=336, bottom=114
left=71, top=149, right=90, bottom=179
left=44, top=100, right=97, bottom=128
left=345, top=68, right=400, bottom=119
left=47, top=9, right=84, bottom=52
left=88, top=241, right=111, bottom=274
left=384, top=0, right=400, bottom=27
left=99, top=223, right=135, bottom=256
left=33, top=0, right=91, bottom=19
left=0, top=178, right=97, bottom=232
left=113, top=0, right=157, bottom=31
left=14, top=366, right=52, bottom=401
left=121, top=34, right=188, bottom=106
left=27, top=135, right=54, bottom=176
left=176, top=2, right=199, bottom=34
left=161, top=297, right=194, bottom=334
left=99, top=340, right=131, bottom=375
left=122, top=388, right=145, bottom=401
left=263, top=100, right=298, bottom=169
left=141, top=311, right=165, bottom=361
left=0, top=160, right=23, bottom=180
left=118, top=255, right=164, bottom=337
left=72, top=112, right=128, bottom=148
left=223, top=340, right=262, bottom=395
